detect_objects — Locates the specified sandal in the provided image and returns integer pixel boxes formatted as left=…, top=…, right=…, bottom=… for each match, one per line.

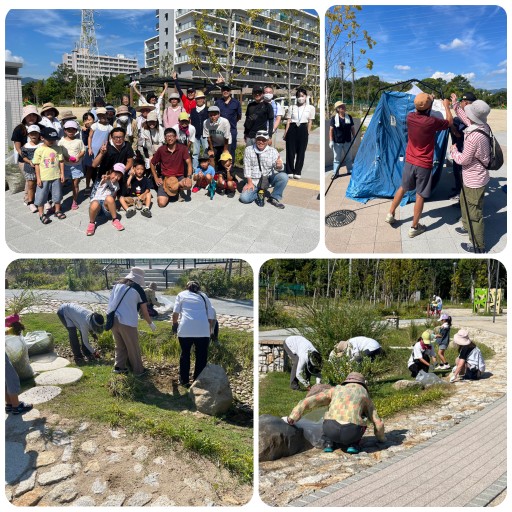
left=54, top=211, right=67, bottom=220
left=40, top=214, right=52, bottom=224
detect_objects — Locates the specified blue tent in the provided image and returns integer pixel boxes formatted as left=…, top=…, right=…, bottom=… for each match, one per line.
left=345, top=91, right=449, bottom=205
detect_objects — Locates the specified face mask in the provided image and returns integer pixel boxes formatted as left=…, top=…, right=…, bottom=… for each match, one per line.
left=297, top=97, right=306, bottom=105
left=117, top=115, right=129, bottom=123
left=263, top=93, right=273, bottom=101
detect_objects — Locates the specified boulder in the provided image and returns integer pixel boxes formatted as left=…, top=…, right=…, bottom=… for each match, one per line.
left=189, top=364, right=233, bottom=416
left=392, top=380, right=424, bottom=391
left=259, top=415, right=308, bottom=462
left=24, top=331, right=55, bottom=356
left=5, top=335, right=34, bottom=380
left=5, top=164, right=26, bottom=194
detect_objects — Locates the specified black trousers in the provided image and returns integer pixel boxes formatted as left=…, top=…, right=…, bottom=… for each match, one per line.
left=409, top=357, right=430, bottom=378
left=323, top=419, right=366, bottom=447
left=57, top=311, right=92, bottom=361
left=285, top=123, right=309, bottom=176
left=178, top=336, right=210, bottom=384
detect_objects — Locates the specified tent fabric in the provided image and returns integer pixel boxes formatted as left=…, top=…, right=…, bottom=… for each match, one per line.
left=345, top=91, right=449, bottom=205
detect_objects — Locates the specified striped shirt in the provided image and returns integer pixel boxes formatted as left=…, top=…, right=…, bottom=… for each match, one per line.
left=449, top=102, right=491, bottom=188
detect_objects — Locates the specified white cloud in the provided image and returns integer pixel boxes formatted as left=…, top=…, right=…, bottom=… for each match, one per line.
left=463, top=72, right=476, bottom=81
left=490, top=68, right=507, bottom=75
left=498, top=59, right=507, bottom=67
left=50, top=61, right=60, bottom=68
left=439, top=38, right=469, bottom=51
left=6, top=49, right=23, bottom=63
left=431, top=71, right=456, bottom=81
left=394, top=65, right=411, bottom=71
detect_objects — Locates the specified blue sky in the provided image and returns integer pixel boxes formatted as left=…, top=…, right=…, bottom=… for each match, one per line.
left=329, top=5, right=507, bottom=90
left=5, top=10, right=157, bottom=79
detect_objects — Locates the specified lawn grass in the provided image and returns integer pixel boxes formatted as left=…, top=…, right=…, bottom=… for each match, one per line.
left=19, top=313, right=253, bottom=483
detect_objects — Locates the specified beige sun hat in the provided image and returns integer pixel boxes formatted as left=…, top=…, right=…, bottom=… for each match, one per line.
left=124, top=267, right=145, bottom=287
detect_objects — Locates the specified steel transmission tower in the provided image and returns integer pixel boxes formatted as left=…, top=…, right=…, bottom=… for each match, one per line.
left=75, top=10, right=105, bottom=106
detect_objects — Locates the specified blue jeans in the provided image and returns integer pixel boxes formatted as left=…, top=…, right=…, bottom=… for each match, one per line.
left=192, top=137, right=209, bottom=170
left=239, top=172, right=288, bottom=203
left=333, top=141, right=353, bottom=172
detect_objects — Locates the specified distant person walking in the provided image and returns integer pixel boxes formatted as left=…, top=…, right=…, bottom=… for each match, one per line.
left=283, top=88, right=315, bottom=179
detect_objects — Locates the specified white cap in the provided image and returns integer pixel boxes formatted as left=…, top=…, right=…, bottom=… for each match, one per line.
left=64, top=120, right=79, bottom=130
left=27, top=125, right=41, bottom=134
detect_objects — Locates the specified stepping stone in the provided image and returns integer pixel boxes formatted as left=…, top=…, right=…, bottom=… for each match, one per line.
left=34, top=368, right=83, bottom=386
left=30, top=354, right=70, bottom=372
left=38, top=463, right=74, bottom=486
left=20, top=386, right=62, bottom=404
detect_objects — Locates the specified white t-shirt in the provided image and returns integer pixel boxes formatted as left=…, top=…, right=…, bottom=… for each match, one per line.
left=408, top=341, right=435, bottom=367
left=58, top=137, right=85, bottom=165
left=107, top=282, right=146, bottom=328
left=91, top=180, right=120, bottom=201
left=172, top=123, right=196, bottom=145
left=284, top=335, right=318, bottom=387
left=289, top=104, right=316, bottom=124
left=203, top=117, right=232, bottom=146
left=173, top=290, right=215, bottom=338
left=348, top=337, right=381, bottom=359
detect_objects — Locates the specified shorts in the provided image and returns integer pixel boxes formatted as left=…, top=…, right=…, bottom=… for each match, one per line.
left=193, top=175, right=212, bottom=188
left=157, top=175, right=190, bottom=197
left=438, top=342, right=449, bottom=350
left=214, top=173, right=237, bottom=189
left=64, top=164, right=84, bottom=180
left=122, top=196, right=147, bottom=206
left=91, top=198, right=114, bottom=217
left=402, top=161, right=433, bottom=198
left=23, top=165, right=36, bottom=181
left=35, top=179, right=63, bottom=206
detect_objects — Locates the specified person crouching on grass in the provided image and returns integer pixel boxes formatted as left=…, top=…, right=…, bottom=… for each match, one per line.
left=33, top=126, right=66, bottom=225
left=216, top=151, right=237, bottom=197
left=119, top=160, right=152, bottom=218
left=86, top=163, right=126, bottom=236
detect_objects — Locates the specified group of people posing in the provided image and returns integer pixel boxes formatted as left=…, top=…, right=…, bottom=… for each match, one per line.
left=12, top=75, right=316, bottom=235
left=282, top=319, right=486, bottom=455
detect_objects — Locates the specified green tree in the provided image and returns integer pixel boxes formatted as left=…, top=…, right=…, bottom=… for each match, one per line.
left=104, top=74, right=129, bottom=104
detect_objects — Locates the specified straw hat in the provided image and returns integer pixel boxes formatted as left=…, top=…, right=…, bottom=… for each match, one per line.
left=124, top=267, right=145, bottom=287
left=163, top=176, right=179, bottom=196
left=41, top=102, right=60, bottom=117
left=135, top=104, right=155, bottom=112
left=148, top=282, right=158, bottom=291
left=60, top=110, right=77, bottom=121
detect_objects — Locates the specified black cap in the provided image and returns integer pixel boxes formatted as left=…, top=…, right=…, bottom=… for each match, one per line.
left=198, top=152, right=210, bottom=161
left=42, top=126, right=60, bottom=141
left=221, top=84, right=232, bottom=91
left=461, top=91, right=477, bottom=102
left=253, top=86, right=263, bottom=94
left=187, top=87, right=195, bottom=93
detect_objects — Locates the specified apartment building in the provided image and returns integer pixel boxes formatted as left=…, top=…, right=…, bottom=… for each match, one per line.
left=62, top=49, right=139, bottom=79
left=145, top=9, right=319, bottom=91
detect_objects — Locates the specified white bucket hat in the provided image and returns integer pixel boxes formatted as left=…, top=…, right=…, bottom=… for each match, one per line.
left=125, top=267, right=145, bottom=287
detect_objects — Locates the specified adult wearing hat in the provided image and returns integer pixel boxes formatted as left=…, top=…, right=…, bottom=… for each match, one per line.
left=203, top=106, right=232, bottom=165
left=138, top=110, right=165, bottom=172
left=107, top=267, right=156, bottom=377
left=240, top=130, right=287, bottom=209
left=105, top=105, right=116, bottom=126
left=150, top=127, right=192, bottom=207
left=329, top=101, right=356, bottom=175
left=386, top=93, right=453, bottom=238
left=449, top=93, right=492, bottom=253
left=90, top=96, right=106, bottom=121
left=135, top=103, right=156, bottom=131
left=113, top=105, right=139, bottom=151
left=172, top=281, right=216, bottom=388
left=57, top=303, right=104, bottom=365
left=287, top=372, right=386, bottom=454
left=172, top=112, right=196, bottom=152
left=39, top=102, right=63, bottom=138
left=163, top=92, right=185, bottom=129
left=214, top=80, right=242, bottom=156
left=283, top=335, right=323, bottom=391
left=450, top=329, right=486, bottom=382
left=11, top=105, right=43, bottom=168
left=131, top=81, right=167, bottom=118
left=332, top=336, right=383, bottom=362
left=172, top=71, right=198, bottom=114
left=244, top=86, right=274, bottom=147
left=407, top=330, right=437, bottom=378
left=448, top=92, right=477, bottom=203
left=190, top=90, right=210, bottom=169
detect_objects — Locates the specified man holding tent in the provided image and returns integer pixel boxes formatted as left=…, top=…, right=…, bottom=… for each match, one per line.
left=385, top=93, right=453, bottom=237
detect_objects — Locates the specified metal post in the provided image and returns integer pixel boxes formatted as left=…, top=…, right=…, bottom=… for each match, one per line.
left=493, top=262, right=499, bottom=323
left=351, top=40, right=355, bottom=109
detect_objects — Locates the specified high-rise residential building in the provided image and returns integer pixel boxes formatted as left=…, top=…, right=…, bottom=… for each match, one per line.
left=62, top=49, right=139, bottom=79
left=145, top=9, right=319, bottom=91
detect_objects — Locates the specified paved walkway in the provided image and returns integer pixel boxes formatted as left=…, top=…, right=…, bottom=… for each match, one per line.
left=325, top=111, right=507, bottom=254
left=289, top=396, right=506, bottom=507
left=5, top=121, right=319, bottom=255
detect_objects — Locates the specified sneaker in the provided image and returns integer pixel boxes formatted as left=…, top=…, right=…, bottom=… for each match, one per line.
left=293, top=174, right=301, bottom=180
left=461, top=242, right=485, bottom=253
left=385, top=213, right=396, bottom=225
left=227, top=190, right=236, bottom=198
left=455, top=226, right=468, bottom=236
left=255, top=192, right=265, bottom=207
left=126, top=207, right=136, bottom=218
left=192, top=187, right=200, bottom=193
left=408, top=223, right=427, bottom=238
left=113, top=367, right=129, bottom=374
left=141, top=206, right=152, bottom=218
left=287, top=173, right=294, bottom=178
left=86, top=222, right=96, bottom=236
left=268, top=197, right=285, bottom=209
left=12, top=402, right=33, bottom=415
left=28, top=203, right=38, bottom=213
left=74, top=358, right=86, bottom=366
left=347, top=446, right=360, bottom=454
left=112, top=218, right=125, bottom=231
left=71, top=200, right=79, bottom=210
left=135, top=199, right=143, bottom=210
left=441, top=364, right=451, bottom=370
left=323, top=446, right=334, bottom=453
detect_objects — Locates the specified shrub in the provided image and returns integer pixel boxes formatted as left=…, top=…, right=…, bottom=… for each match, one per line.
left=259, top=303, right=296, bottom=327
left=322, top=353, right=390, bottom=388
left=295, top=300, right=389, bottom=359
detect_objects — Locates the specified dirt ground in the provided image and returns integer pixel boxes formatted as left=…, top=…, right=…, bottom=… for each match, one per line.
left=486, top=109, right=506, bottom=130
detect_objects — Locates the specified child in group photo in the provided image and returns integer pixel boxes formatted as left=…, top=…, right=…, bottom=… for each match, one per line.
left=119, top=161, right=153, bottom=218
left=192, top=152, right=215, bottom=193
left=20, top=124, right=43, bottom=213
left=59, top=120, right=85, bottom=210
left=86, top=162, right=126, bottom=236
left=216, top=151, right=237, bottom=197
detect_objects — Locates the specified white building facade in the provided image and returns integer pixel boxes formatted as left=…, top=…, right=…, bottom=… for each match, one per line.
left=63, top=49, right=139, bottom=78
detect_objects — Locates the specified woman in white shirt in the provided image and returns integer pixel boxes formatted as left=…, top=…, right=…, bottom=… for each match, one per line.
left=283, top=88, right=315, bottom=179
left=172, top=281, right=216, bottom=388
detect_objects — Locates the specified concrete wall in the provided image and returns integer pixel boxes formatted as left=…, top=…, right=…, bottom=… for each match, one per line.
left=5, top=62, right=23, bottom=155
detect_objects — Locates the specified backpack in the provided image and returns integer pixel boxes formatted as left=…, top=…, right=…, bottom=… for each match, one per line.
left=474, top=128, right=504, bottom=170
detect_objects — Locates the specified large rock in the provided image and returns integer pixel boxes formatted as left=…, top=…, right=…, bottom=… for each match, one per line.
left=189, top=364, right=233, bottom=415
left=5, top=335, right=34, bottom=380
left=392, top=380, right=424, bottom=391
left=24, top=331, right=55, bottom=356
left=259, top=415, right=308, bottom=462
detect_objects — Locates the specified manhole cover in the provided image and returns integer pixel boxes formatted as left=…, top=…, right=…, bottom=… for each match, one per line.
left=325, top=209, right=357, bottom=227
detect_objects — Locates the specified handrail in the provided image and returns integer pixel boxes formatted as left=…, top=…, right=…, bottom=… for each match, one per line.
left=102, top=259, right=130, bottom=289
